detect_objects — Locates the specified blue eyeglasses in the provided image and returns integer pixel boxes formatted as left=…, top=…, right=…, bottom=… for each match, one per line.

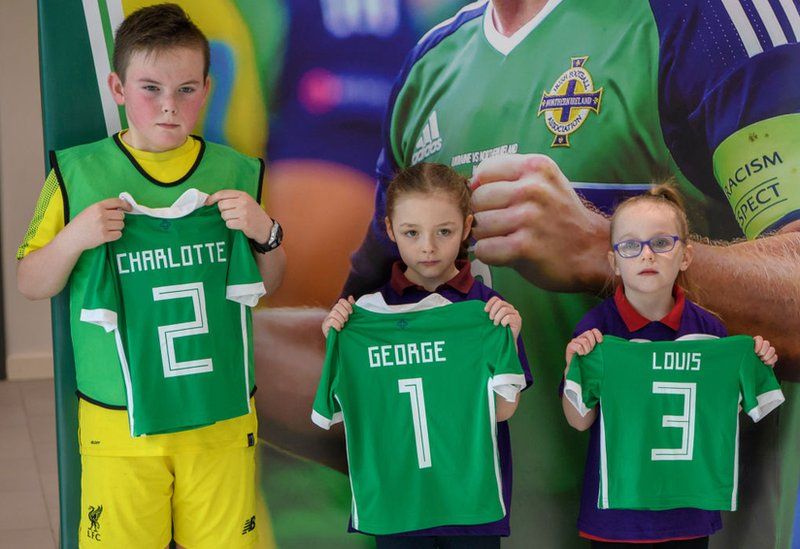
left=613, top=235, right=681, bottom=258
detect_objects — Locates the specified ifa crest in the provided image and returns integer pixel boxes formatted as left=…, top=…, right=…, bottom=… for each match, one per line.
left=537, top=56, right=603, bottom=147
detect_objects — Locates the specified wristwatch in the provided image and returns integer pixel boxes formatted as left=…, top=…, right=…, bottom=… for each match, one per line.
left=250, top=220, right=283, bottom=253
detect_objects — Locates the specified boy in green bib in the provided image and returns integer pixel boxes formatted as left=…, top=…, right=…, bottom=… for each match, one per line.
left=17, top=4, right=285, bottom=548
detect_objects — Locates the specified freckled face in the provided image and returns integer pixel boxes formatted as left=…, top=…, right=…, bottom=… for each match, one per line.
left=108, top=47, right=209, bottom=152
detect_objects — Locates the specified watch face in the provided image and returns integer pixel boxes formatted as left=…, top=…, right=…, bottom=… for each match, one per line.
left=269, top=221, right=283, bottom=247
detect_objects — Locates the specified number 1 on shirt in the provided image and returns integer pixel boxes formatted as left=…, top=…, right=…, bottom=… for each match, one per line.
left=398, top=378, right=432, bottom=469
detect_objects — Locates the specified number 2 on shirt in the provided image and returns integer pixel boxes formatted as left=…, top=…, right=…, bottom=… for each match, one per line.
left=152, top=282, right=213, bottom=378
left=651, top=381, right=697, bottom=461
left=398, top=378, right=433, bottom=469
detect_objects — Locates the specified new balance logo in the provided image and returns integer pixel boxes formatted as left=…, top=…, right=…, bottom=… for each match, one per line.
left=242, top=515, right=256, bottom=535
left=412, top=111, right=443, bottom=164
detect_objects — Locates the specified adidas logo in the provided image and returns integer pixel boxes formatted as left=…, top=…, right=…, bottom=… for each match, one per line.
left=412, top=111, right=443, bottom=164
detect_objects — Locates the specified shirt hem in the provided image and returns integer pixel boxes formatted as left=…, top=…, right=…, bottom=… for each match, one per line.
left=354, top=513, right=507, bottom=536
left=602, top=498, right=732, bottom=511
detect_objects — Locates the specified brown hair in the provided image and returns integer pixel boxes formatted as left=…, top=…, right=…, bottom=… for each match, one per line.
left=610, top=182, right=689, bottom=244
left=386, top=163, right=472, bottom=258
left=113, top=4, right=210, bottom=82
left=609, top=181, right=694, bottom=294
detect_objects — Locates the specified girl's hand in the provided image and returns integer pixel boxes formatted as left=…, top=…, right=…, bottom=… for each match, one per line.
left=485, top=296, right=522, bottom=341
left=322, top=296, right=356, bottom=338
left=565, top=329, right=603, bottom=373
left=754, top=335, right=778, bottom=368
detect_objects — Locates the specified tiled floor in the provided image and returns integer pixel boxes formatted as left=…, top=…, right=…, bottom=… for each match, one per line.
left=0, top=379, right=58, bottom=548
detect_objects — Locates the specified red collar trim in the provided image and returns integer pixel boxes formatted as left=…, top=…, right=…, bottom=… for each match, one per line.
left=613, top=285, right=685, bottom=332
left=390, top=259, right=474, bottom=295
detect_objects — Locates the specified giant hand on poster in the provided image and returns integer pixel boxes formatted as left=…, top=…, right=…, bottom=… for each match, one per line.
left=255, top=1, right=800, bottom=548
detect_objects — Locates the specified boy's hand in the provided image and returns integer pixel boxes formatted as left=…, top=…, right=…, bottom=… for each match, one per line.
left=484, top=296, right=522, bottom=341
left=64, top=198, right=131, bottom=251
left=322, top=297, right=356, bottom=338
left=565, top=329, right=603, bottom=373
left=206, top=190, right=274, bottom=242
left=754, top=335, right=778, bottom=368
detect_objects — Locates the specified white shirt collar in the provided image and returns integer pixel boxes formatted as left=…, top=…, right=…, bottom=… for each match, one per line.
left=483, top=0, right=564, bottom=56
left=355, top=292, right=453, bottom=314
left=120, top=188, right=208, bottom=218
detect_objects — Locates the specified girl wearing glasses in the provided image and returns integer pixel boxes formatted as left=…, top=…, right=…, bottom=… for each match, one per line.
left=560, top=184, right=777, bottom=548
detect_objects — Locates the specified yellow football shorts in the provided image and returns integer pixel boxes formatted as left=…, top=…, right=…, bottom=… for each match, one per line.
left=78, top=399, right=259, bottom=548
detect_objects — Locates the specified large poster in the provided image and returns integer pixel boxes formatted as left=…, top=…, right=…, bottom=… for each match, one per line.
left=38, top=1, right=800, bottom=548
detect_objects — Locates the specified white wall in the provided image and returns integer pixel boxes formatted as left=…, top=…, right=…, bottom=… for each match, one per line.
left=0, top=1, right=54, bottom=379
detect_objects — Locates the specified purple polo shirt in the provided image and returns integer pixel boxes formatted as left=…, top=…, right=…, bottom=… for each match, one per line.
left=572, top=286, right=726, bottom=542
left=352, top=260, right=533, bottom=537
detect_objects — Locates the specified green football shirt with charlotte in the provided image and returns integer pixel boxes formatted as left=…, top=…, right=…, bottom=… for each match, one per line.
left=55, top=135, right=264, bottom=409
left=81, top=188, right=265, bottom=436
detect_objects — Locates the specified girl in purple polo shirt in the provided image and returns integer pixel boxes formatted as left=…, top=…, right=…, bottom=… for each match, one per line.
left=322, top=162, right=532, bottom=549
left=561, top=184, right=777, bottom=548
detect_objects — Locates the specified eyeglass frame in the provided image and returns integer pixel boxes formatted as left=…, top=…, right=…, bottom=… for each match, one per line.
left=612, top=235, right=682, bottom=258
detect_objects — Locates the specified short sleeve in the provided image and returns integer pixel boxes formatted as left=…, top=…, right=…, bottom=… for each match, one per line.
left=564, top=345, right=604, bottom=417
left=225, top=230, right=266, bottom=307
left=311, top=329, right=344, bottom=430
left=79, top=245, right=120, bottom=332
left=487, top=325, right=526, bottom=403
left=481, top=285, right=533, bottom=389
left=739, top=340, right=785, bottom=422
left=17, top=170, right=65, bottom=259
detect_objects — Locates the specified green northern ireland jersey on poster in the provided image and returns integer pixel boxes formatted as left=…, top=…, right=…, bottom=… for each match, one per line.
left=564, top=335, right=784, bottom=511
left=81, top=189, right=265, bottom=436
left=312, top=293, right=526, bottom=535
left=358, top=3, right=739, bottom=534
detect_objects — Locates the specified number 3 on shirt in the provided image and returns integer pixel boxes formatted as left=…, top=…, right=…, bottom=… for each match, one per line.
left=398, top=378, right=433, bottom=469
left=152, top=282, right=213, bottom=378
left=651, top=381, right=697, bottom=461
